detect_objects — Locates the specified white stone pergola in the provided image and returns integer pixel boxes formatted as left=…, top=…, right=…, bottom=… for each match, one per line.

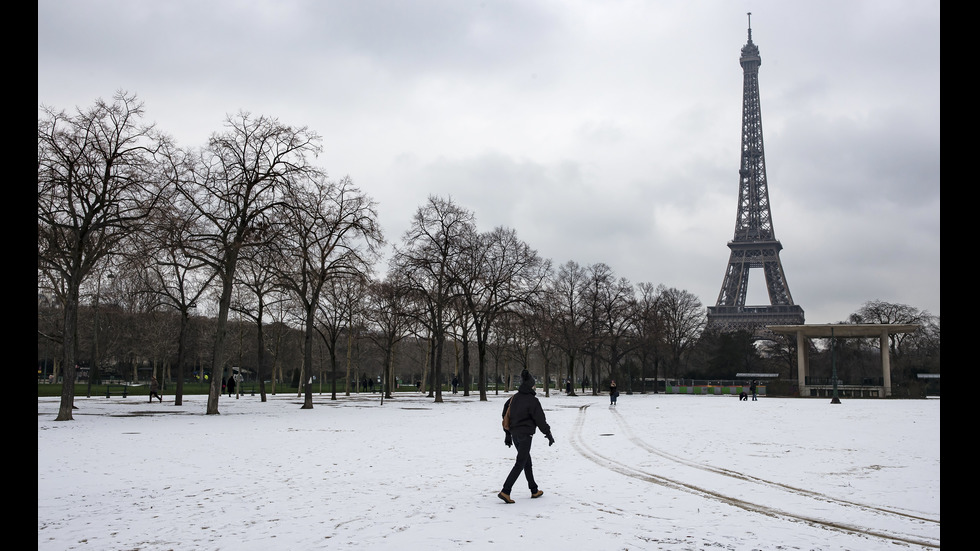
left=768, top=323, right=920, bottom=398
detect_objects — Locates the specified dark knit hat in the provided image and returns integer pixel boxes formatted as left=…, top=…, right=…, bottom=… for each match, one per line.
left=521, top=369, right=534, bottom=384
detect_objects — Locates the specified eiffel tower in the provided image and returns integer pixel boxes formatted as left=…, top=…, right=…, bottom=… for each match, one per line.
left=706, top=14, right=804, bottom=335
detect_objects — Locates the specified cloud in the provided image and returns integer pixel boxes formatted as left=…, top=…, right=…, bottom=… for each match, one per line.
left=38, top=0, right=940, bottom=325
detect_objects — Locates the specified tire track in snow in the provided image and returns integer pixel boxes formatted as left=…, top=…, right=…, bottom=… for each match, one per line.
left=608, top=406, right=940, bottom=526
left=569, top=404, right=939, bottom=549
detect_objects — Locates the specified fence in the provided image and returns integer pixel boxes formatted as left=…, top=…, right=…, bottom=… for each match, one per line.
left=664, top=379, right=766, bottom=396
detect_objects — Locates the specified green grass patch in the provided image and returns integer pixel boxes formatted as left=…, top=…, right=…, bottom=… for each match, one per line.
left=37, top=382, right=296, bottom=397
left=39, top=382, right=505, bottom=398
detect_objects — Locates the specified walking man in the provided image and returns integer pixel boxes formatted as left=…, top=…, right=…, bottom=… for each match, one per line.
left=498, top=369, right=555, bottom=504
left=149, top=376, right=163, bottom=403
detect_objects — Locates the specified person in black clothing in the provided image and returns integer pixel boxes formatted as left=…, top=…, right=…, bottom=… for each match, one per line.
left=149, top=376, right=163, bottom=403
left=498, top=369, right=555, bottom=504
left=750, top=380, right=758, bottom=401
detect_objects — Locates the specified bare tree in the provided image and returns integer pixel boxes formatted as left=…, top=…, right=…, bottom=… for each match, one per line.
left=633, top=282, right=666, bottom=392
left=656, top=285, right=706, bottom=380
left=317, top=274, right=368, bottom=399
left=848, top=299, right=938, bottom=387
left=81, top=260, right=119, bottom=397
left=265, top=298, right=300, bottom=394
left=136, top=196, right=217, bottom=405
left=232, top=235, right=288, bottom=402
left=597, top=275, right=637, bottom=392
left=453, top=226, right=550, bottom=400
left=446, top=297, right=475, bottom=396
left=518, top=297, right=561, bottom=396
left=363, top=275, right=413, bottom=400
left=504, top=308, right=538, bottom=389
left=849, top=299, right=934, bottom=357
left=904, top=315, right=940, bottom=375
left=545, top=261, right=588, bottom=395
left=38, top=92, right=169, bottom=420
left=176, top=112, right=322, bottom=414
left=580, top=263, right=616, bottom=395
left=391, top=196, right=475, bottom=403
left=279, top=176, right=383, bottom=409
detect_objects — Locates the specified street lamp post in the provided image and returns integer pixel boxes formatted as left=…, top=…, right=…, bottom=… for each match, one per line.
left=831, top=327, right=841, bottom=404
left=88, top=271, right=114, bottom=398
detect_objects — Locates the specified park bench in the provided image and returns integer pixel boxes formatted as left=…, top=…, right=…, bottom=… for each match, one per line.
left=105, top=385, right=129, bottom=398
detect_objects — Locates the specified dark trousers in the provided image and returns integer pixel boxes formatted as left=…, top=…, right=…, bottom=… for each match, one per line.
left=502, top=434, right=537, bottom=494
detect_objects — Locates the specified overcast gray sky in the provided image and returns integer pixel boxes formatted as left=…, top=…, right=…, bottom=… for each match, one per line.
left=38, top=0, right=940, bottom=325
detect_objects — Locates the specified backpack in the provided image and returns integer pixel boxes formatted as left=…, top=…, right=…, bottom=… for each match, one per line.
left=502, top=397, right=513, bottom=430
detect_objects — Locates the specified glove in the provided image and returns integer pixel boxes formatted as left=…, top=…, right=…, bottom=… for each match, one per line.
left=546, top=433, right=555, bottom=447
left=504, top=434, right=512, bottom=447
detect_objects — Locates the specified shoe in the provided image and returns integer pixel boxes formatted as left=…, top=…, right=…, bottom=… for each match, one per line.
left=497, top=492, right=514, bottom=504
left=531, top=490, right=544, bottom=499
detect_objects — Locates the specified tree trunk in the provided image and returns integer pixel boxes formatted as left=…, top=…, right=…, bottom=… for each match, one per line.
left=477, top=337, right=489, bottom=401
left=565, top=352, right=577, bottom=397
left=207, top=274, right=236, bottom=415
left=461, top=337, right=471, bottom=397
left=175, top=310, right=188, bottom=406
left=433, top=335, right=444, bottom=403
left=330, top=345, right=338, bottom=401
left=55, top=285, right=81, bottom=421
left=301, top=308, right=315, bottom=409
left=544, top=358, right=550, bottom=398
left=345, top=329, right=352, bottom=397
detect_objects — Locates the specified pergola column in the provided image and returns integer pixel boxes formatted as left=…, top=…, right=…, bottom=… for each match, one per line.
left=796, top=330, right=808, bottom=396
left=881, top=330, right=891, bottom=397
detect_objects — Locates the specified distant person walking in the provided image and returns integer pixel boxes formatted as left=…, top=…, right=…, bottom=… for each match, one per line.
left=233, top=370, right=244, bottom=399
left=149, top=376, right=163, bottom=403
left=609, top=380, right=619, bottom=406
left=498, top=369, right=555, bottom=504
left=452, top=375, right=459, bottom=394
left=750, top=380, right=758, bottom=401
left=227, top=374, right=236, bottom=397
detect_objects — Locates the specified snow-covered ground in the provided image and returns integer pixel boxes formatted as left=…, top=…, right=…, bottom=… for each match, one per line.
left=38, top=390, right=939, bottom=550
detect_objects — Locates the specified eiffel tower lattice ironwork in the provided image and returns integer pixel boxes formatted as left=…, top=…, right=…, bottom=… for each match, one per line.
left=706, top=15, right=804, bottom=335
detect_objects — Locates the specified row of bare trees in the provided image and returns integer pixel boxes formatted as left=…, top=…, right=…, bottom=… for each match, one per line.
left=40, top=93, right=939, bottom=421
left=39, top=93, right=384, bottom=419
left=38, top=94, right=709, bottom=420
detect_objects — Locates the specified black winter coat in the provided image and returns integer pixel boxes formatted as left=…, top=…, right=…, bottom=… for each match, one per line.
left=502, top=380, right=551, bottom=438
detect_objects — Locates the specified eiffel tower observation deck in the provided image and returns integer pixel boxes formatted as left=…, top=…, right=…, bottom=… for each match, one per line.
left=706, top=14, right=804, bottom=336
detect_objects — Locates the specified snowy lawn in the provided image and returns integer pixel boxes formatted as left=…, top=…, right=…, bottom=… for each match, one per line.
left=38, top=391, right=939, bottom=550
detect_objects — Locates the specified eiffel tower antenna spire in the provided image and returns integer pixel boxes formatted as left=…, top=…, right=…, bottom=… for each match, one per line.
left=706, top=16, right=804, bottom=336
